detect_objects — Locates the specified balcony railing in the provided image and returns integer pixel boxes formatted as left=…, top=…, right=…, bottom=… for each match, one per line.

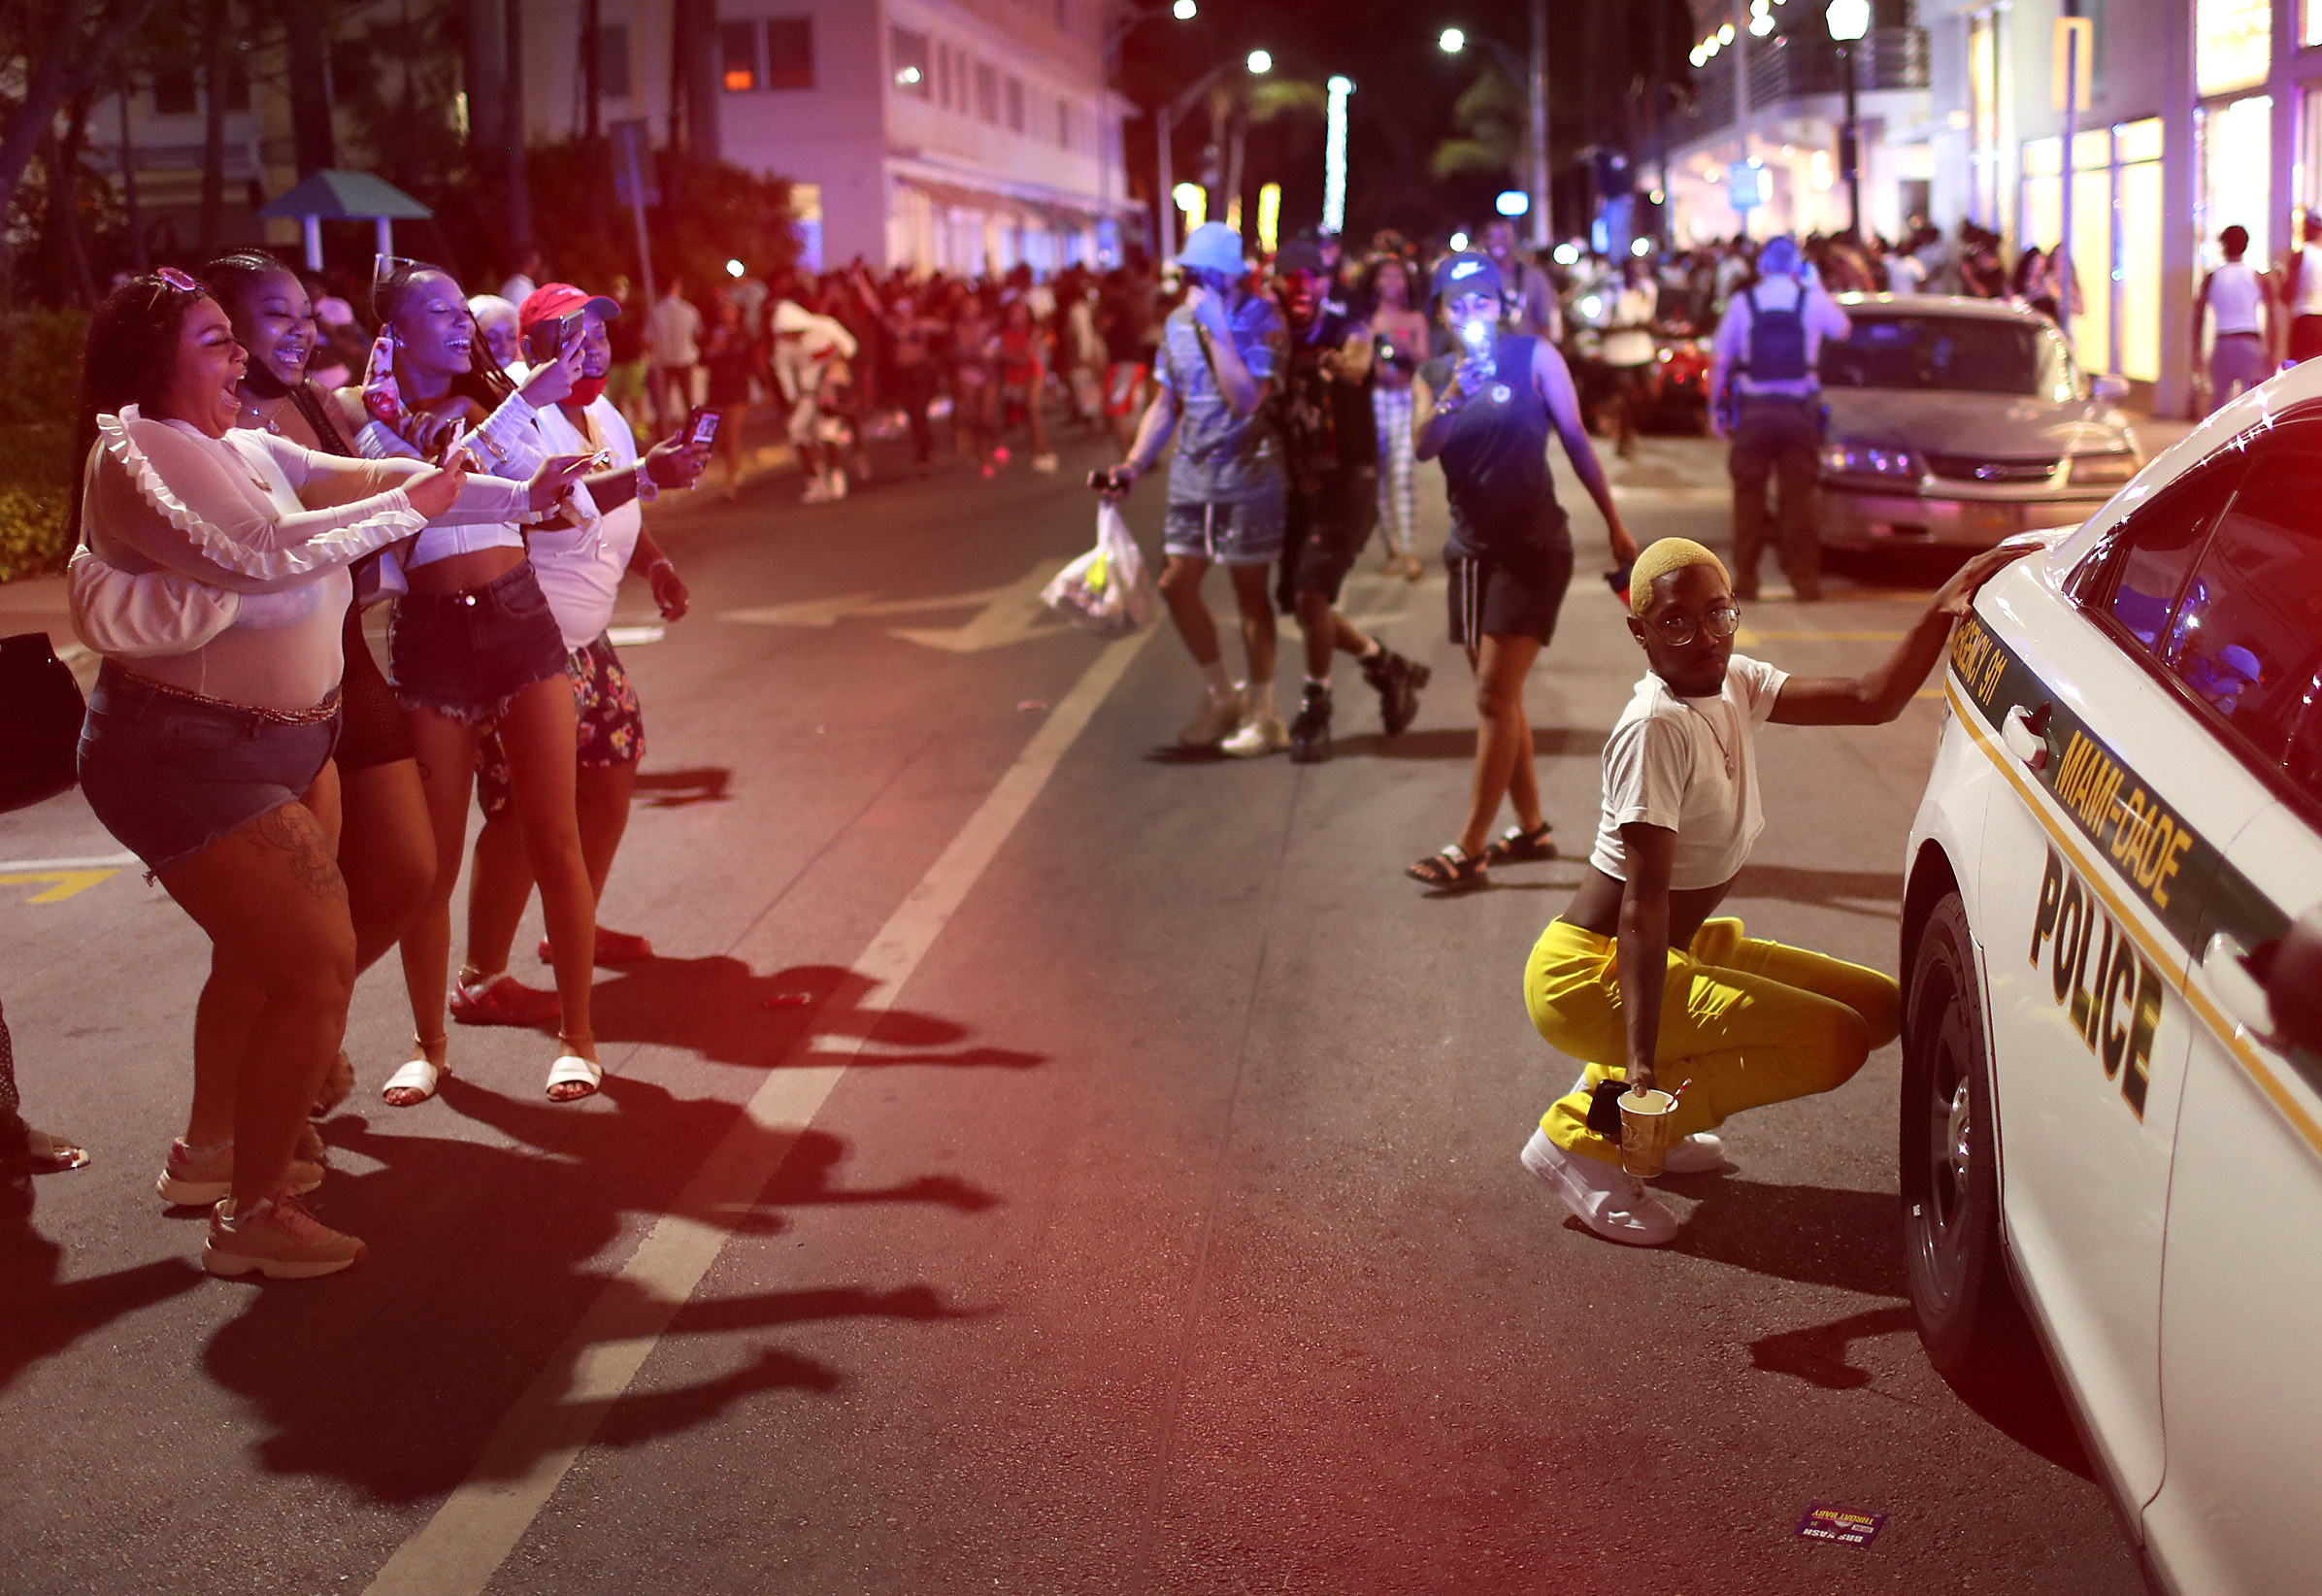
left=1665, top=26, right=1928, bottom=147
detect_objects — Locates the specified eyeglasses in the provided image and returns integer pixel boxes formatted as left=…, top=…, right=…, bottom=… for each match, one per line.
left=1654, top=604, right=1742, bottom=647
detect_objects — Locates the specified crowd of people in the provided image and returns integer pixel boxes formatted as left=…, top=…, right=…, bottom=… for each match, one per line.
left=3, top=199, right=2059, bottom=1272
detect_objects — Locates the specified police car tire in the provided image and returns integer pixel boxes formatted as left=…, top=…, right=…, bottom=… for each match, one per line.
left=1900, top=891, right=2033, bottom=1384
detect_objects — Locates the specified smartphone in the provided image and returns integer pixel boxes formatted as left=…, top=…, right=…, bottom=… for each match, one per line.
left=525, top=310, right=585, bottom=367
left=685, top=408, right=722, bottom=449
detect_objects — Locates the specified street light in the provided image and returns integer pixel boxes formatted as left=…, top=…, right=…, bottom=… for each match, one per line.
left=1826, top=0, right=1869, bottom=237
left=1173, top=0, right=1196, bottom=18
left=1246, top=49, right=1272, bottom=74
left=1436, top=13, right=1550, bottom=249
left=1154, top=49, right=1277, bottom=260
left=1101, top=0, right=1201, bottom=265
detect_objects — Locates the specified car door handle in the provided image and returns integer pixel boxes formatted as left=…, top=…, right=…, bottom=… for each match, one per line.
left=2201, top=931, right=2277, bottom=1042
left=2002, top=703, right=2052, bottom=771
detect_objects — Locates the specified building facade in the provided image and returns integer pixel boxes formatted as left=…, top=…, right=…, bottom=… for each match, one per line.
left=518, top=0, right=1136, bottom=274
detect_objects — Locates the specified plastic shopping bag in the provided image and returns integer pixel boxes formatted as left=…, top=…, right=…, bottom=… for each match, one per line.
left=1042, top=503, right=1155, bottom=636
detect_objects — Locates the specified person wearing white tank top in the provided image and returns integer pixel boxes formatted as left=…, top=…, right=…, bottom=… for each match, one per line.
left=2196, top=226, right=2274, bottom=414
left=2285, top=215, right=2322, bottom=363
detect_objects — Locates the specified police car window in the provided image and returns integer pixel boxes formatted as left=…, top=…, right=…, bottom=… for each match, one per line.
left=2156, top=428, right=2322, bottom=766
left=1817, top=315, right=2058, bottom=395
left=2091, top=454, right=2242, bottom=651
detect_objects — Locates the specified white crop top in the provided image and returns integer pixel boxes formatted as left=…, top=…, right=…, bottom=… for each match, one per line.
left=357, top=387, right=599, bottom=568
left=80, top=408, right=528, bottom=709
left=523, top=395, right=644, bottom=651
left=1588, top=654, right=1790, bottom=892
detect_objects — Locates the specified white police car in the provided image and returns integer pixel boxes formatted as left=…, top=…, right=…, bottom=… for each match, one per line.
left=1900, top=368, right=2322, bottom=1592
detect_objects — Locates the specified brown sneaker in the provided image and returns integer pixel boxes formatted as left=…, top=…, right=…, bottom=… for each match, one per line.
left=156, top=1138, right=325, bottom=1207
left=202, top=1191, right=366, bottom=1280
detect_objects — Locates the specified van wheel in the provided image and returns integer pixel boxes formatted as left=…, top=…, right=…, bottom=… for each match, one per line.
left=1901, top=891, right=2032, bottom=1383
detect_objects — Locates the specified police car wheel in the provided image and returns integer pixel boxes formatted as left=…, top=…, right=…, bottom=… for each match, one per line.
left=1900, top=891, right=2032, bottom=1383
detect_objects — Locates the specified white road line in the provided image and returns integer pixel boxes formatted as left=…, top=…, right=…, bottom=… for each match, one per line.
left=0, top=852, right=138, bottom=871
left=361, top=622, right=1157, bottom=1596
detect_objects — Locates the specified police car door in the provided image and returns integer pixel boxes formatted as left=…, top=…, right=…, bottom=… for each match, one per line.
left=1950, top=434, right=2268, bottom=1513
left=2125, top=422, right=2322, bottom=1595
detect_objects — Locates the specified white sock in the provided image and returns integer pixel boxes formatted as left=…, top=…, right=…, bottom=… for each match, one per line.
left=1248, top=680, right=1275, bottom=717
left=1201, top=659, right=1235, bottom=700
left=1306, top=674, right=1331, bottom=691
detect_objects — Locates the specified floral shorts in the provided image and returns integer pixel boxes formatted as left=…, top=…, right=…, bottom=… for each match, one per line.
left=474, top=634, right=644, bottom=818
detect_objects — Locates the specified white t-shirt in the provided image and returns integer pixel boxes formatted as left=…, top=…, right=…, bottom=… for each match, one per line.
left=1884, top=253, right=1927, bottom=295
left=1600, top=281, right=1659, bottom=368
left=1589, top=654, right=1790, bottom=892
left=524, top=395, right=645, bottom=651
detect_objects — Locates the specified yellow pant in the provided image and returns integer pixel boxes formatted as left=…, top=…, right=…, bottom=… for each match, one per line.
left=1526, top=916, right=1901, bottom=1166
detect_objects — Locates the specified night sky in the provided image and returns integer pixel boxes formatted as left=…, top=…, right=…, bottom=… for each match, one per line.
left=1113, top=0, right=1698, bottom=249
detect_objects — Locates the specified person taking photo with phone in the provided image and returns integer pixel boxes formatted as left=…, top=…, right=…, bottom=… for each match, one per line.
left=1405, top=250, right=1637, bottom=890
left=1099, top=221, right=1289, bottom=755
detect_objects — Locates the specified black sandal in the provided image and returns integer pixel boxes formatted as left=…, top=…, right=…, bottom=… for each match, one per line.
left=1483, top=822, right=1557, bottom=866
left=1407, top=844, right=1488, bottom=890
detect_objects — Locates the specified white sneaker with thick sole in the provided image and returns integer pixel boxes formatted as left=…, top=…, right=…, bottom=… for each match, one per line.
left=1521, top=1127, right=1680, bottom=1247
left=1179, top=688, right=1245, bottom=748
left=1220, top=709, right=1290, bottom=758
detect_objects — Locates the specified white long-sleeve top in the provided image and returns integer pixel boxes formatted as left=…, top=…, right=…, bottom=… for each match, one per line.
left=80, top=407, right=528, bottom=709
left=354, top=384, right=598, bottom=566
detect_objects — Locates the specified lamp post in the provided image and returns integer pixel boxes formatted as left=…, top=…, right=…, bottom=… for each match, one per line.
left=1154, top=50, right=1270, bottom=260
left=1439, top=15, right=1549, bottom=249
left=1323, top=75, right=1353, bottom=236
left=1101, top=1, right=1200, bottom=261
left=1826, top=0, right=1869, bottom=238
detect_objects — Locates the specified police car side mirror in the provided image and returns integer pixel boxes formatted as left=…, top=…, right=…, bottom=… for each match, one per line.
left=2205, top=912, right=2322, bottom=1055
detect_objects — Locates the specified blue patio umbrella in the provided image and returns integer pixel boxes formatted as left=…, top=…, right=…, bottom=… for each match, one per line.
left=256, top=170, right=433, bottom=270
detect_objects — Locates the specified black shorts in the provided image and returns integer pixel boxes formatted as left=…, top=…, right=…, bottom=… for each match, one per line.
left=1445, top=544, right=1574, bottom=648
left=1276, top=467, right=1379, bottom=612
left=336, top=604, right=414, bottom=773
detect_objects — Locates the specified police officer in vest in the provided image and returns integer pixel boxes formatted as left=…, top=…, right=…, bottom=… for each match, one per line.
left=1707, top=236, right=1851, bottom=601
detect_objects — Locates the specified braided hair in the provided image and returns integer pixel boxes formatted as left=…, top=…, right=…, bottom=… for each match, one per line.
left=199, top=249, right=357, bottom=455
left=372, top=257, right=515, bottom=416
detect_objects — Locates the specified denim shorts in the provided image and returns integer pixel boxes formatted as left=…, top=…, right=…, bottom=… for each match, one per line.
left=387, top=560, right=567, bottom=724
left=474, top=635, right=645, bottom=818
left=1161, top=496, right=1286, bottom=566
left=78, top=663, right=340, bottom=875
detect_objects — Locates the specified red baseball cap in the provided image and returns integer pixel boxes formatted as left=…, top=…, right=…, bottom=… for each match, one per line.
left=518, top=283, right=620, bottom=333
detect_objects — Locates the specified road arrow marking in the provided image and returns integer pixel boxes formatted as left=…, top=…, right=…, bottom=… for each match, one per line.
left=888, top=559, right=1074, bottom=652
left=719, top=576, right=1028, bottom=631
left=0, top=869, right=119, bottom=904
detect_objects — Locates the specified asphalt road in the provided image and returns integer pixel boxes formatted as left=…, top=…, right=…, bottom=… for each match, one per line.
left=0, top=419, right=2147, bottom=1595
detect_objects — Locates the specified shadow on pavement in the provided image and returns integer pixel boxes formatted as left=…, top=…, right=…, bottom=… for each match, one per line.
left=1330, top=725, right=1609, bottom=762
left=189, top=989, right=1006, bottom=1501
left=1749, top=1303, right=1917, bottom=1389
left=0, top=1174, right=205, bottom=1397
left=1725, top=862, right=1906, bottom=918
left=630, top=767, right=733, bottom=809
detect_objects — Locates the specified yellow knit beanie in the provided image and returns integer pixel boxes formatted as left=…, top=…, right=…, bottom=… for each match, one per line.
left=1627, top=538, right=1730, bottom=615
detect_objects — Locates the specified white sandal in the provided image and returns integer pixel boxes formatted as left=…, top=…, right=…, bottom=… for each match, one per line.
left=546, top=1053, right=602, bottom=1102
left=381, top=1049, right=448, bottom=1107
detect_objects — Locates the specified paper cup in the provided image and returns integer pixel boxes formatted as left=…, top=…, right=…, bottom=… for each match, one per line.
left=1616, top=1088, right=1679, bottom=1177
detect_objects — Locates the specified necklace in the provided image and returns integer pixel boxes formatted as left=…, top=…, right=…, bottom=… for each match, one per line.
left=1689, top=700, right=1738, bottom=779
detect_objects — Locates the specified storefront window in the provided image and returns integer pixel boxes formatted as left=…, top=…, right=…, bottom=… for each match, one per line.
left=2018, top=118, right=2164, bottom=382
left=1970, top=11, right=2003, bottom=226
left=2198, top=0, right=2271, bottom=98
left=2199, top=94, right=2273, bottom=270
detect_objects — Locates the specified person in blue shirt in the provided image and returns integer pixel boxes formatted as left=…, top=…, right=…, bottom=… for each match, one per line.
left=1100, top=223, right=1291, bottom=754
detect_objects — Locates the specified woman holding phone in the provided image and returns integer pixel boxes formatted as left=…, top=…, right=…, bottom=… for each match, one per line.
left=455, top=283, right=705, bottom=1014
left=338, top=260, right=620, bottom=1108
left=1405, top=250, right=1637, bottom=891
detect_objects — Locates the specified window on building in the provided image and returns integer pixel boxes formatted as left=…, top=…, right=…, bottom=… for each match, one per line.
left=1058, top=100, right=1073, bottom=150
left=765, top=17, right=814, bottom=89
left=1968, top=10, right=2000, bottom=228
left=588, top=21, right=632, bottom=101
left=1006, top=77, right=1025, bottom=132
left=975, top=61, right=999, bottom=122
left=153, top=67, right=197, bottom=116
left=937, top=43, right=953, bottom=110
left=891, top=26, right=931, bottom=97
left=720, top=22, right=758, bottom=91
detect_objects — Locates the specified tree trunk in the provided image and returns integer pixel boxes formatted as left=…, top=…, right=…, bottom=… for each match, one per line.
left=284, top=0, right=333, bottom=179
left=0, top=0, right=162, bottom=288
left=581, top=0, right=601, bottom=140
left=505, top=0, right=530, bottom=257
left=463, top=0, right=503, bottom=164
left=195, top=0, right=230, bottom=254
left=117, top=67, right=148, bottom=271
left=45, top=127, right=96, bottom=304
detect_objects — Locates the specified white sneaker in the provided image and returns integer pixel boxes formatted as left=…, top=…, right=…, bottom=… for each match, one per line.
left=828, top=468, right=849, bottom=499
left=1178, top=688, right=1245, bottom=748
left=801, top=475, right=833, bottom=504
left=1521, top=1127, right=1680, bottom=1247
left=1220, top=709, right=1290, bottom=758
left=1031, top=452, right=1059, bottom=474
left=1661, top=1133, right=1730, bottom=1174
